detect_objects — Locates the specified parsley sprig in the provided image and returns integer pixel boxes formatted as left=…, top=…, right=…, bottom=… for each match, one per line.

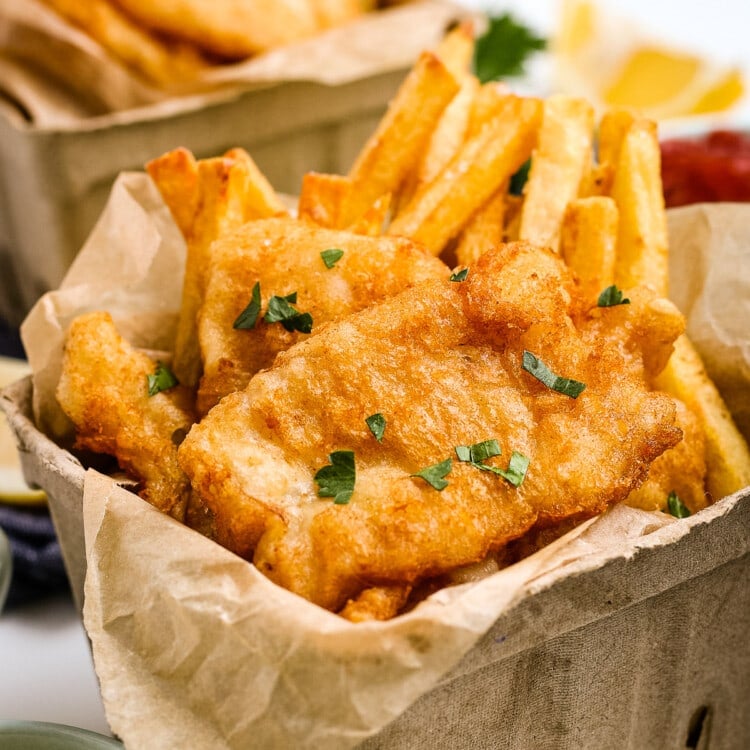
left=455, top=439, right=529, bottom=487
left=473, top=13, right=546, bottom=84
left=147, top=361, right=178, bottom=397
left=667, top=491, right=691, bottom=519
left=522, top=351, right=586, bottom=398
left=598, top=285, right=631, bottom=307
left=411, top=459, right=452, bottom=491
left=315, top=450, right=356, bottom=505
left=233, top=282, right=313, bottom=333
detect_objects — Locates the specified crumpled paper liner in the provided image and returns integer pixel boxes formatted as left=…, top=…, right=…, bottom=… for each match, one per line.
left=0, top=0, right=470, bottom=127
left=17, top=172, right=750, bottom=748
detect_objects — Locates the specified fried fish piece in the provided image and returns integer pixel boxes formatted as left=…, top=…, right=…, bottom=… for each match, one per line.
left=178, top=242, right=682, bottom=614
left=56, top=312, right=196, bottom=520
left=195, top=217, right=448, bottom=415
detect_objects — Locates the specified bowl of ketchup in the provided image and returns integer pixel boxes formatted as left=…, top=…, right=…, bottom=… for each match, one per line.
left=660, top=129, right=750, bottom=207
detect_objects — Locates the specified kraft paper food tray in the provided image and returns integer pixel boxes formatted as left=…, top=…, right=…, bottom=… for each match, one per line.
left=0, top=0, right=469, bottom=326
left=0, top=171, right=749, bottom=747
left=1, top=379, right=749, bottom=749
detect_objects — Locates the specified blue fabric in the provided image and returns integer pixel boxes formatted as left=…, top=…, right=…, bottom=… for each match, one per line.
left=0, top=505, right=70, bottom=609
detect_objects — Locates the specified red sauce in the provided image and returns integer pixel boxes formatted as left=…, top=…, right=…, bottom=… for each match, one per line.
left=660, top=129, right=750, bottom=208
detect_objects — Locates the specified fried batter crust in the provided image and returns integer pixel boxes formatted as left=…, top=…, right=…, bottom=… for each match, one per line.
left=56, top=312, right=196, bottom=520
left=179, top=242, right=683, bottom=612
left=196, top=217, right=447, bottom=415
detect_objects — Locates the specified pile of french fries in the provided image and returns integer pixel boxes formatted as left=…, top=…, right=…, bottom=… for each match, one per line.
left=143, top=21, right=749, bottom=510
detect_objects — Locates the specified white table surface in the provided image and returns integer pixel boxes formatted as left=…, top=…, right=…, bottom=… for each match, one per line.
left=1, top=0, right=749, bottom=741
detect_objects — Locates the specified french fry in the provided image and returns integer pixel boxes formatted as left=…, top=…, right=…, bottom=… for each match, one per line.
left=454, top=183, right=507, bottom=266
left=518, top=95, right=595, bottom=253
left=433, top=19, right=476, bottom=79
left=146, top=147, right=200, bottom=237
left=654, top=335, right=750, bottom=501
left=502, top=194, right=523, bottom=242
left=559, top=196, right=618, bottom=302
left=348, top=193, right=391, bottom=236
left=398, top=74, right=480, bottom=210
left=346, top=51, right=460, bottom=226
left=609, top=119, right=669, bottom=297
left=388, top=95, right=542, bottom=255
left=466, top=80, right=512, bottom=137
left=597, top=107, right=637, bottom=175
left=172, top=150, right=286, bottom=386
left=298, top=172, right=355, bottom=229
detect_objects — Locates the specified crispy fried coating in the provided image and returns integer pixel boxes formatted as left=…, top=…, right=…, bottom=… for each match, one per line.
left=178, top=242, right=683, bottom=613
left=196, top=217, right=448, bottom=415
left=56, top=312, right=196, bottom=520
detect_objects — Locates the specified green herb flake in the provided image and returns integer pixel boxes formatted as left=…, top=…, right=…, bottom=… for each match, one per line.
left=455, top=439, right=501, bottom=464
left=147, top=361, right=178, bottom=397
left=455, top=440, right=529, bottom=487
left=321, top=248, right=344, bottom=268
left=597, top=285, right=631, bottom=307
left=365, top=413, right=386, bottom=442
left=315, top=450, right=356, bottom=505
left=450, top=268, right=469, bottom=282
left=233, top=281, right=262, bottom=329
left=667, top=491, right=691, bottom=519
left=411, top=458, right=452, bottom=491
left=473, top=14, right=547, bottom=83
left=522, top=350, right=586, bottom=398
left=264, top=293, right=313, bottom=333
left=510, top=158, right=531, bottom=196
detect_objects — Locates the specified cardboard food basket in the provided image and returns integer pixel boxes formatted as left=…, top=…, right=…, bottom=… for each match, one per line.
left=0, top=160, right=748, bottom=748
left=0, top=0, right=468, bottom=326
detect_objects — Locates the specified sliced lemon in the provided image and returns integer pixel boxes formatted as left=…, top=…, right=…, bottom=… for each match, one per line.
left=0, top=356, right=46, bottom=506
left=553, top=0, right=745, bottom=121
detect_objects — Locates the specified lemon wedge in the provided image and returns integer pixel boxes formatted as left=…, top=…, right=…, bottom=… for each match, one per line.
left=553, top=0, right=745, bottom=121
left=0, top=356, right=46, bottom=506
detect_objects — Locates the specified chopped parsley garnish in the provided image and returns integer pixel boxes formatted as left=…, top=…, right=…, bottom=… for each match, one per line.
left=147, top=361, right=178, bottom=397
left=598, top=285, right=631, bottom=307
left=455, top=440, right=529, bottom=487
left=264, top=292, right=313, bottom=333
left=510, top=158, right=531, bottom=196
left=522, top=351, right=586, bottom=398
left=321, top=248, right=344, bottom=268
left=411, top=458, right=452, bottom=491
left=450, top=268, right=469, bottom=282
left=233, top=281, right=262, bottom=329
left=667, top=491, right=691, bottom=519
left=455, top=439, right=501, bottom=464
left=365, top=413, right=386, bottom=442
left=314, top=450, right=356, bottom=505
left=473, top=13, right=547, bottom=83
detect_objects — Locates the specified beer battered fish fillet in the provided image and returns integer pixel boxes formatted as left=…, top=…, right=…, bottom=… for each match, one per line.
left=56, top=312, right=196, bottom=521
left=196, top=217, right=447, bottom=415
left=178, top=242, right=684, bottom=613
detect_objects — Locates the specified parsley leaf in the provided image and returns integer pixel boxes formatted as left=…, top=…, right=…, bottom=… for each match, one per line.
left=455, top=439, right=501, bottom=464
left=450, top=268, right=469, bottom=282
left=314, top=450, right=356, bottom=505
left=667, top=491, right=691, bottom=519
left=321, top=248, right=344, bottom=268
left=365, top=413, right=386, bottom=442
left=510, top=158, right=531, bottom=196
left=147, top=361, right=178, bottom=397
left=598, top=285, right=631, bottom=307
left=522, top=351, right=586, bottom=398
left=473, top=13, right=547, bottom=83
left=455, top=440, right=529, bottom=487
left=411, top=458, right=452, bottom=491
left=264, top=293, right=313, bottom=333
left=233, top=281, right=262, bottom=329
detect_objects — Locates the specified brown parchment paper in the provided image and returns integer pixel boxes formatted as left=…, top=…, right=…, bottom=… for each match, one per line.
left=17, top=174, right=750, bottom=748
left=0, top=0, right=471, bottom=127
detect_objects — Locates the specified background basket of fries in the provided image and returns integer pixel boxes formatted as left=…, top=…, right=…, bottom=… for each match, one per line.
left=1, top=19, right=750, bottom=750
